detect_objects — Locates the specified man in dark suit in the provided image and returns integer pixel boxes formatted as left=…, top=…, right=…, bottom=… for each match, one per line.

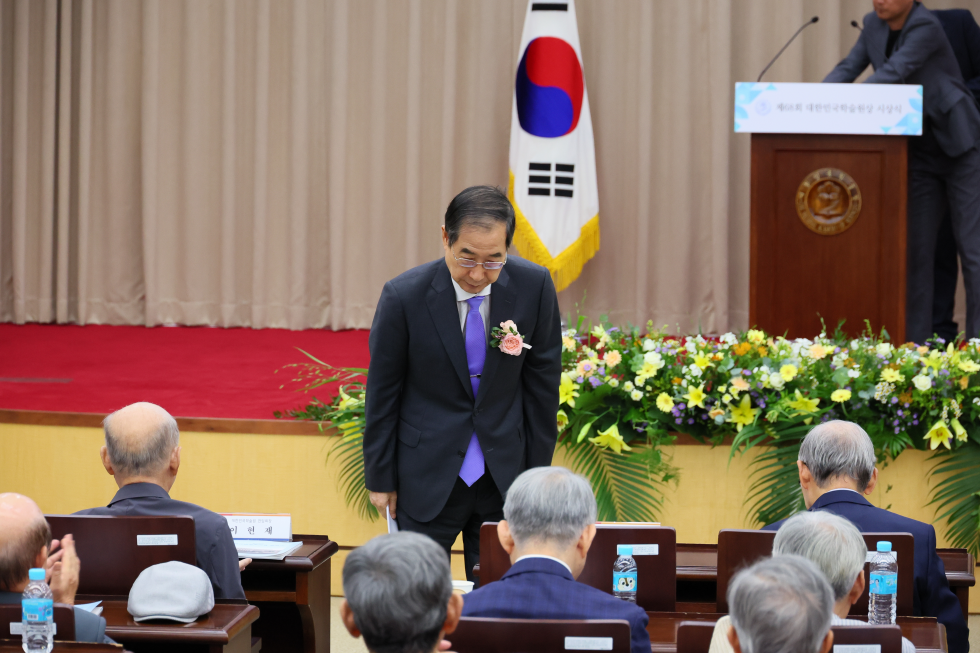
left=762, top=421, right=968, bottom=653
left=0, top=493, right=113, bottom=644
left=461, top=467, right=650, bottom=653
left=364, top=185, right=562, bottom=581
left=932, top=8, right=980, bottom=343
left=825, top=0, right=980, bottom=343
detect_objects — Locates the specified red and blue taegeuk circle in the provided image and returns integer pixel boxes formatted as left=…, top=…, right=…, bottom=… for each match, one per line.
left=516, top=37, right=584, bottom=138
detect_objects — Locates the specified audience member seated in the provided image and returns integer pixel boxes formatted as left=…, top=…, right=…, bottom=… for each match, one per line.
left=74, top=402, right=246, bottom=600
left=718, top=555, right=834, bottom=653
left=762, top=420, right=967, bottom=653
left=340, top=531, right=462, bottom=653
left=0, top=493, right=114, bottom=644
left=710, top=511, right=915, bottom=653
left=460, top=467, right=651, bottom=653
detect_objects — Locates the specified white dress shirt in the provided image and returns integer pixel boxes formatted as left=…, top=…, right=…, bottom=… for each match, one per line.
left=451, top=277, right=491, bottom=341
left=514, top=554, right=573, bottom=574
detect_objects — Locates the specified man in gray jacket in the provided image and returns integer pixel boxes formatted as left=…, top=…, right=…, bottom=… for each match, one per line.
left=825, top=0, right=980, bottom=344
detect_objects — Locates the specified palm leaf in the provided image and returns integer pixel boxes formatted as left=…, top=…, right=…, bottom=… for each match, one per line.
left=729, top=419, right=811, bottom=526
left=326, top=430, right=378, bottom=522
left=928, top=441, right=980, bottom=556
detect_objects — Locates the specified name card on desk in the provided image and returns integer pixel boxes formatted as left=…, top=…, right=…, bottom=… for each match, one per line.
left=221, top=513, right=291, bottom=541
left=734, top=82, right=923, bottom=135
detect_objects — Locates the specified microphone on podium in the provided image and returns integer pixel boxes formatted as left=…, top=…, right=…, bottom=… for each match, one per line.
left=757, top=16, right=819, bottom=82
left=850, top=20, right=863, bottom=31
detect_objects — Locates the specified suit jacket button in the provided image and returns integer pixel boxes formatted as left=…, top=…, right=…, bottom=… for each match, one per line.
left=457, top=450, right=466, bottom=458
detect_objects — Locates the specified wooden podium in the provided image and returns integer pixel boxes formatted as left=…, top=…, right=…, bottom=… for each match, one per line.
left=750, top=133, right=907, bottom=341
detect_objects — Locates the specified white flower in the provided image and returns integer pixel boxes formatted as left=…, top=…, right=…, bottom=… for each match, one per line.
left=720, top=332, right=738, bottom=345
left=876, top=343, right=893, bottom=357
left=850, top=339, right=861, bottom=351
left=643, top=351, right=665, bottom=371
left=642, top=339, right=656, bottom=351
left=608, top=378, right=620, bottom=388
left=623, top=381, right=635, bottom=392
left=630, top=389, right=644, bottom=401
left=688, top=364, right=703, bottom=377
left=769, top=372, right=785, bottom=390
left=912, top=374, right=932, bottom=391
left=847, top=369, right=861, bottom=378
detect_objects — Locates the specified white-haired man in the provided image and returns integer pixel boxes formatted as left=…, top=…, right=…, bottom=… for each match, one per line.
left=763, top=420, right=966, bottom=653
left=461, top=467, right=650, bottom=653
left=75, top=402, right=247, bottom=599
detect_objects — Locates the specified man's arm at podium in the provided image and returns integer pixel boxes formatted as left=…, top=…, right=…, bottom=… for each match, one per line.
left=866, top=19, right=944, bottom=84
left=824, top=29, right=871, bottom=82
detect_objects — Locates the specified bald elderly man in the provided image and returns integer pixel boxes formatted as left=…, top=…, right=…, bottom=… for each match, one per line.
left=75, top=402, right=246, bottom=600
left=0, top=493, right=112, bottom=643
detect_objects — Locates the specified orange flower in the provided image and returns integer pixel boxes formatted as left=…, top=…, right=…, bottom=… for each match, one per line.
left=671, top=377, right=683, bottom=385
left=898, top=391, right=913, bottom=404
left=733, top=342, right=752, bottom=356
left=961, top=376, right=970, bottom=390
left=757, top=346, right=768, bottom=357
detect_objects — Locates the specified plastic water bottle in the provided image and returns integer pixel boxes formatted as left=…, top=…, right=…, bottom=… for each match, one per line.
left=21, top=568, right=53, bottom=653
left=613, top=545, right=637, bottom=603
left=868, top=541, right=897, bottom=625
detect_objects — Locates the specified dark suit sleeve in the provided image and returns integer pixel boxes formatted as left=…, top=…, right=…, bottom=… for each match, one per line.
left=824, top=29, right=872, bottom=82
left=211, top=523, right=246, bottom=600
left=866, top=19, right=945, bottom=84
left=72, top=606, right=113, bottom=644
left=629, top=606, right=652, bottom=653
left=521, top=270, right=562, bottom=468
left=921, top=525, right=969, bottom=653
left=364, top=281, right=410, bottom=492
left=962, top=13, right=980, bottom=104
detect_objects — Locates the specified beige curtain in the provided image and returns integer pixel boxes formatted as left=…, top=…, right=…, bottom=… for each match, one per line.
left=2, top=0, right=978, bottom=331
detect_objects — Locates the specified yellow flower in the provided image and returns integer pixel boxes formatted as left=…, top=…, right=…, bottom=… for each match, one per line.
left=959, top=359, right=980, bottom=374
left=562, top=336, right=577, bottom=351
left=730, top=377, right=750, bottom=393
left=951, top=418, right=968, bottom=442
left=923, top=350, right=943, bottom=373
left=788, top=390, right=820, bottom=415
left=728, top=394, right=759, bottom=432
left=693, top=353, right=713, bottom=370
left=830, top=389, right=852, bottom=403
left=589, top=424, right=632, bottom=454
left=733, top=342, right=752, bottom=356
left=924, top=420, right=953, bottom=450
left=809, top=344, right=829, bottom=360
left=559, top=373, right=580, bottom=407
left=337, top=389, right=358, bottom=410
left=747, top=329, right=765, bottom=344
left=757, top=346, right=768, bottom=357
left=683, top=384, right=706, bottom=408
left=556, top=409, right=568, bottom=431
left=722, top=393, right=733, bottom=404
left=780, top=364, right=798, bottom=382
left=603, top=350, right=622, bottom=367
left=656, top=393, right=674, bottom=413
left=880, top=368, right=904, bottom=383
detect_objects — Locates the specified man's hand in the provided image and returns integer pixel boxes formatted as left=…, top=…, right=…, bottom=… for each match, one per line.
left=239, top=558, right=252, bottom=572
left=369, top=491, right=397, bottom=519
left=48, top=534, right=80, bottom=605
left=438, top=639, right=456, bottom=652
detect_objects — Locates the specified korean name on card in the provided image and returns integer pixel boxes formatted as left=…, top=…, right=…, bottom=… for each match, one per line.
left=221, top=513, right=292, bottom=541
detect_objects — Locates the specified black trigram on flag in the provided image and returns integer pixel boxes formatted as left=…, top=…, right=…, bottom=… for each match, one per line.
left=527, top=163, right=574, bottom=198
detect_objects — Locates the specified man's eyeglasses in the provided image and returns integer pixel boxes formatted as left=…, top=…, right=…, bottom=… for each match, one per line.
left=452, top=249, right=506, bottom=270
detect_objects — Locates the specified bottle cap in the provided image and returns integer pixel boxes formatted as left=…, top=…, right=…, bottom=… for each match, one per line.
left=876, top=541, right=892, bottom=552
left=28, top=568, right=45, bottom=581
left=617, top=545, right=633, bottom=556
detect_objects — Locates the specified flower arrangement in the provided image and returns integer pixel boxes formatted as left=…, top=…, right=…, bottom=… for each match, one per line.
left=277, top=323, right=980, bottom=553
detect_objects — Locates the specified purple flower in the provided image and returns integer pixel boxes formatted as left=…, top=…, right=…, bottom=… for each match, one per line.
left=576, top=376, right=584, bottom=384
left=940, top=369, right=949, bottom=376
left=758, top=400, right=767, bottom=408
left=677, top=403, right=687, bottom=411
left=675, top=418, right=683, bottom=424
left=589, top=377, right=602, bottom=388
left=890, top=397, right=898, bottom=404
left=598, top=367, right=606, bottom=376
left=904, top=403, right=909, bottom=408
left=742, top=369, right=751, bottom=376
left=583, top=363, right=592, bottom=372
left=893, top=419, right=899, bottom=426
left=757, top=382, right=764, bottom=389
left=913, top=420, right=919, bottom=425
left=701, top=414, right=709, bottom=419
left=894, top=427, right=900, bottom=434
left=687, top=418, right=695, bottom=424
left=834, top=347, right=841, bottom=353
left=897, top=410, right=904, bottom=416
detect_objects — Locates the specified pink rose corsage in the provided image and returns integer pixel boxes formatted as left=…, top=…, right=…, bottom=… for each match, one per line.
left=490, top=320, right=532, bottom=356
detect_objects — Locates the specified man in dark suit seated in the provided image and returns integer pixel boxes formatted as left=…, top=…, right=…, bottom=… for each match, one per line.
left=461, top=467, right=650, bottom=653
left=340, top=531, right=462, bottom=653
left=75, top=402, right=247, bottom=600
left=762, top=420, right=968, bottom=653
left=0, top=493, right=113, bottom=644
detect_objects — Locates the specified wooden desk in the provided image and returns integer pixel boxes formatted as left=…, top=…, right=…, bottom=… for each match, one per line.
left=675, top=544, right=975, bottom=617
left=101, top=601, right=257, bottom=653
left=0, top=641, right=126, bottom=652
left=239, top=535, right=339, bottom=653
left=646, top=613, right=947, bottom=653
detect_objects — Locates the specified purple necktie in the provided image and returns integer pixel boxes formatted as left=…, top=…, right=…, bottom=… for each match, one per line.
left=459, top=296, right=486, bottom=486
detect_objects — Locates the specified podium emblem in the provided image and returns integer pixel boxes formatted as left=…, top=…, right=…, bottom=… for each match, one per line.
left=795, top=168, right=861, bottom=236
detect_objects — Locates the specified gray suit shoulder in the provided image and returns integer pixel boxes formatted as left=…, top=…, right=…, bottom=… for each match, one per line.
left=73, top=606, right=110, bottom=644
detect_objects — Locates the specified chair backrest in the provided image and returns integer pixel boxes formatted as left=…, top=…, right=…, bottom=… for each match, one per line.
left=478, top=522, right=677, bottom=611
left=46, top=515, right=196, bottom=597
left=0, top=603, right=75, bottom=641
left=676, top=621, right=717, bottom=653
left=451, top=617, right=632, bottom=653
left=831, top=624, right=903, bottom=653
left=852, top=533, right=914, bottom=617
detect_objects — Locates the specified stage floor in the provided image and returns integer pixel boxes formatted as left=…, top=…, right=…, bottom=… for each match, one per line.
left=0, top=324, right=370, bottom=420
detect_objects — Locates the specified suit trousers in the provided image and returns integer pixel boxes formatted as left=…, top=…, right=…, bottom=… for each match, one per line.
left=907, top=140, right=980, bottom=343
left=396, top=470, right=504, bottom=585
left=932, top=212, right=960, bottom=342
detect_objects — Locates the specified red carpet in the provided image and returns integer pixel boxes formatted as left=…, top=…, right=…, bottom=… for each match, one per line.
left=0, top=324, right=370, bottom=419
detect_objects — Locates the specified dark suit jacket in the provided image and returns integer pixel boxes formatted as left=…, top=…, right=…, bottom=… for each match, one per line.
left=825, top=1, right=980, bottom=158
left=763, top=490, right=969, bottom=653
left=0, top=592, right=113, bottom=644
left=364, top=257, right=561, bottom=522
left=934, top=8, right=980, bottom=104
left=461, top=557, right=651, bottom=653
left=75, top=483, right=245, bottom=600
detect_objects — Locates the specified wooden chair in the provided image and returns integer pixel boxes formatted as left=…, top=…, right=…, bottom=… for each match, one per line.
left=831, top=624, right=903, bottom=653
left=450, top=617, right=632, bottom=653
left=676, top=621, right=717, bottom=653
left=853, top=533, right=915, bottom=617
left=46, top=515, right=196, bottom=598
left=0, top=603, right=75, bottom=641
left=477, top=522, right=677, bottom=611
